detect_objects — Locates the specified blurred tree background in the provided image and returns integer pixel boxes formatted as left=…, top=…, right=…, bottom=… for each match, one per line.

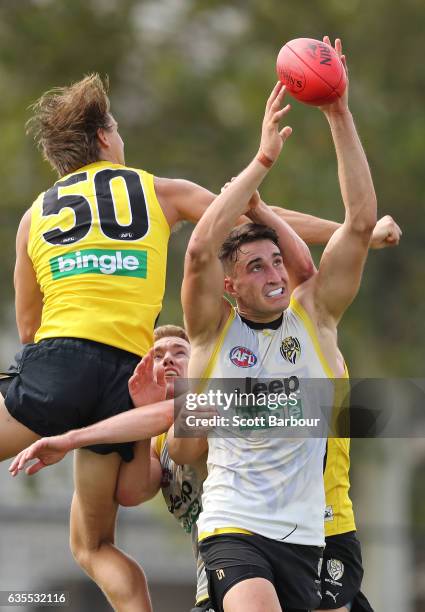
left=0, top=0, right=423, bottom=377
left=0, top=1, right=424, bottom=609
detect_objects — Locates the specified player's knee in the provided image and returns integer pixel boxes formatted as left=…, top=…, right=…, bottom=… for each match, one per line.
left=70, top=536, right=91, bottom=570
left=70, top=533, right=112, bottom=571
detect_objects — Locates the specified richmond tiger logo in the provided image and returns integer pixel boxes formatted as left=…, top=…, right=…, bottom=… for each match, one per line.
left=280, top=336, right=301, bottom=364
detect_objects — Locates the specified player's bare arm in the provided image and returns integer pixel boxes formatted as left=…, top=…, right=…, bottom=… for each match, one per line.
left=9, top=397, right=174, bottom=477
left=295, top=38, right=377, bottom=371
left=272, top=206, right=400, bottom=249
left=182, top=82, right=293, bottom=353
left=154, top=155, right=400, bottom=254
left=166, top=422, right=209, bottom=466
left=246, top=201, right=315, bottom=287
left=14, top=209, right=43, bottom=343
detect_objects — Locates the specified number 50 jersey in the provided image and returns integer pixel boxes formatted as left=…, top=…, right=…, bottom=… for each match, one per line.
left=28, top=161, right=170, bottom=356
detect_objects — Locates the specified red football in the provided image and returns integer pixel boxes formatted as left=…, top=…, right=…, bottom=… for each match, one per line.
left=276, top=38, right=346, bottom=106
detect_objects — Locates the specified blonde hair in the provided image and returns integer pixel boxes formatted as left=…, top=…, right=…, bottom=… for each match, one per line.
left=154, top=325, right=189, bottom=343
left=26, top=73, right=111, bottom=177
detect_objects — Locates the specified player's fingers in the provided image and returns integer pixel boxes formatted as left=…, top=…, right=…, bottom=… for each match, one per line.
left=335, top=38, right=342, bottom=56
left=8, top=453, right=22, bottom=474
left=134, top=358, right=146, bottom=377
left=26, top=460, right=46, bottom=476
left=270, top=85, right=287, bottom=111
left=266, top=81, right=283, bottom=110
left=156, top=365, right=166, bottom=387
left=279, top=126, right=293, bottom=142
left=272, top=104, right=291, bottom=123
left=18, top=449, right=35, bottom=471
left=323, top=35, right=331, bottom=46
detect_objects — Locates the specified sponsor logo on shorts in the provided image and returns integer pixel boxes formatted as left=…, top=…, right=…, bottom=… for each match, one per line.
left=229, top=346, right=257, bottom=368
left=215, top=569, right=226, bottom=581
left=327, top=558, right=344, bottom=582
left=50, top=249, right=147, bottom=280
left=324, top=505, right=334, bottom=522
left=325, top=590, right=339, bottom=603
left=280, top=336, right=301, bottom=364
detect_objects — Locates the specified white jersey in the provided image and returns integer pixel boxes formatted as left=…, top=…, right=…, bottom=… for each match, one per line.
left=155, top=434, right=208, bottom=604
left=197, top=296, right=335, bottom=547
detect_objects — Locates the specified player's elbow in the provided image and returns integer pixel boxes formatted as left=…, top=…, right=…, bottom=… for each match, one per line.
left=351, top=218, right=376, bottom=240
left=348, top=198, right=377, bottom=236
left=18, top=325, right=36, bottom=345
left=16, top=311, right=40, bottom=344
left=186, top=237, right=216, bottom=270
left=167, top=441, right=186, bottom=466
left=297, top=258, right=316, bottom=283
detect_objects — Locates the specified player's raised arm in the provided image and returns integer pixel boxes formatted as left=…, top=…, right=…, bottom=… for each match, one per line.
left=246, top=200, right=315, bottom=288
left=303, top=38, right=377, bottom=325
left=182, top=82, right=293, bottom=343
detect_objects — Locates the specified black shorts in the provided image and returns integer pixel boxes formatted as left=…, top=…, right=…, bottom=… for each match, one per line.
left=190, top=598, right=215, bottom=612
left=317, top=531, right=373, bottom=611
left=0, top=375, right=14, bottom=398
left=3, top=338, right=141, bottom=462
left=199, top=533, right=322, bottom=612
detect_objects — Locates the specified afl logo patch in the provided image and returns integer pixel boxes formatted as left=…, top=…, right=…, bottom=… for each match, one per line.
left=280, top=336, right=301, bottom=364
left=229, top=346, right=257, bottom=368
left=327, top=558, right=344, bottom=581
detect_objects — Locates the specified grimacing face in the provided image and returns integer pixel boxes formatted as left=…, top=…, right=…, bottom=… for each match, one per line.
left=224, top=239, right=290, bottom=322
left=153, top=336, right=191, bottom=399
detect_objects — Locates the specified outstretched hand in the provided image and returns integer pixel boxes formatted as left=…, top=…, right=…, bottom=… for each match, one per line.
left=319, top=36, right=349, bottom=114
left=258, top=82, right=292, bottom=164
left=128, top=348, right=167, bottom=407
left=9, top=435, right=71, bottom=477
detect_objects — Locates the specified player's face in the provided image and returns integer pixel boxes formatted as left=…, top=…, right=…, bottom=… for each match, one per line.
left=153, top=337, right=191, bottom=399
left=225, top=239, right=290, bottom=321
left=105, top=114, right=125, bottom=165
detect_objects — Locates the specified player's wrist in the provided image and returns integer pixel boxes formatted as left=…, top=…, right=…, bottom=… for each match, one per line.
left=322, top=108, right=352, bottom=120
left=256, top=149, right=275, bottom=169
left=66, top=429, right=82, bottom=450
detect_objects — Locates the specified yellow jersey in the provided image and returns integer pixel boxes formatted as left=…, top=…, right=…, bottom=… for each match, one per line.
left=28, top=161, right=170, bottom=356
left=323, top=365, right=356, bottom=536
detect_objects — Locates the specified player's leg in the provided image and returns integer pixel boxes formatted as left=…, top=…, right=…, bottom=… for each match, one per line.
left=115, top=440, right=153, bottom=507
left=70, top=448, right=152, bottom=612
left=0, top=394, right=40, bottom=461
left=223, top=577, right=281, bottom=612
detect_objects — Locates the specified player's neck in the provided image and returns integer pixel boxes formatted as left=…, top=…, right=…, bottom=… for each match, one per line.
left=98, top=151, right=123, bottom=165
left=238, top=310, right=284, bottom=329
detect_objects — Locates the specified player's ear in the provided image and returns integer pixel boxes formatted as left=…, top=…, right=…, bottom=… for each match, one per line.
left=97, top=127, right=110, bottom=149
left=224, top=276, right=237, bottom=297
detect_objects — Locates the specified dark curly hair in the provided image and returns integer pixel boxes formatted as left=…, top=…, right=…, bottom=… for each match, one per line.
left=219, top=223, right=280, bottom=271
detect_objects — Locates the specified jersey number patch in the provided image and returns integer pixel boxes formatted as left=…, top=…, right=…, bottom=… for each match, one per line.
left=42, top=168, right=149, bottom=245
